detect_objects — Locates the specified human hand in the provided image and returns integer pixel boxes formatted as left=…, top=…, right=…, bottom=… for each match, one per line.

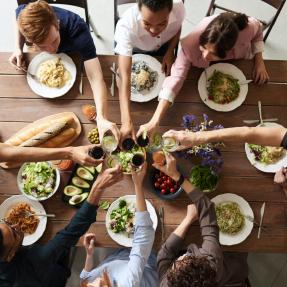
left=163, top=129, right=195, bottom=151
left=152, top=152, right=180, bottom=181
left=120, top=121, right=136, bottom=142
left=162, top=50, right=174, bottom=76
left=253, top=59, right=269, bottom=85
left=136, top=120, right=158, bottom=141
left=184, top=204, right=198, bottom=225
left=97, top=117, right=120, bottom=143
left=132, top=161, right=147, bottom=188
left=71, top=145, right=103, bottom=166
left=83, top=233, right=96, bottom=257
left=9, top=49, right=26, bottom=69
left=91, top=165, right=123, bottom=192
left=274, top=167, right=287, bottom=189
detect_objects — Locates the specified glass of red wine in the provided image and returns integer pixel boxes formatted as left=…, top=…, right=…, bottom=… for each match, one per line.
left=122, top=138, right=136, bottom=151
left=131, top=153, right=145, bottom=168
left=137, top=134, right=149, bottom=147
left=88, top=146, right=105, bottom=159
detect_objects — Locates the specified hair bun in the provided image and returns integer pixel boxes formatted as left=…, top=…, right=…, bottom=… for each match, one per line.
left=232, top=13, right=249, bottom=31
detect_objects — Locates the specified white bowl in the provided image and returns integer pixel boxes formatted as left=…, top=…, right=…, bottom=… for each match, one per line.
left=17, top=162, right=60, bottom=201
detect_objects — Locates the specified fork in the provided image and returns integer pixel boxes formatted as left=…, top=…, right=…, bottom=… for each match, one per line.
left=244, top=214, right=266, bottom=230
left=11, top=63, right=38, bottom=81
left=258, top=101, right=264, bottom=126
left=24, top=210, right=55, bottom=218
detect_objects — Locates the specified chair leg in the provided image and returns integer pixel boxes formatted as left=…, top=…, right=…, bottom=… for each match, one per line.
left=89, top=15, right=102, bottom=39
left=245, top=278, right=251, bottom=287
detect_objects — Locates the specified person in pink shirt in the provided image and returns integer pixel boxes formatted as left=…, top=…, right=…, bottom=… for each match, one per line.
left=137, top=13, right=269, bottom=138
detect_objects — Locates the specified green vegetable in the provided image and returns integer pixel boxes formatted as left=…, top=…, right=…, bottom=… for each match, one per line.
left=189, top=165, right=218, bottom=192
left=99, top=200, right=110, bottom=210
left=21, top=162, right=56, bottom=198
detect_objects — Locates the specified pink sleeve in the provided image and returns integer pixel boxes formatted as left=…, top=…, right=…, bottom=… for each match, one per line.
left=159, top=46, right=191, bottom=103
left=250, top=17, right=263, bottom=43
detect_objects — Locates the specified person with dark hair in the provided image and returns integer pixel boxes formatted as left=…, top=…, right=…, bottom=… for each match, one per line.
left=0, top=165, right=122, bottom=287
left=114, top=0, right=185, bottom=141
left=155, top=153, right=249, bottom=287
left=138, top=12, right=269, bottom=139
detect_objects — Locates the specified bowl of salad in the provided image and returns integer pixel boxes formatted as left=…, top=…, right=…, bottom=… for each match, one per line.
left=17, top=162, right=60, bottom=201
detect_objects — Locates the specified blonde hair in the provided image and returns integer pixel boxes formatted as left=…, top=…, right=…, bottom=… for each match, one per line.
left=18, top=0, right=58, bottom=44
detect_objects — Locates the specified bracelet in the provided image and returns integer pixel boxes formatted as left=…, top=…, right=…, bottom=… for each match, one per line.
left=176, top=174, right=185, bottom=186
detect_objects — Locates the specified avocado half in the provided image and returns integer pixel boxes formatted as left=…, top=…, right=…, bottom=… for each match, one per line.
left=76, top=167, right=93, bottom=181
left=64, top=185, right=82, bottom=196
left=69, top=192, right=89, bottom=205
left=82, top=166, right=95, bottom=174
left=72, top=176, right=90, bottom=189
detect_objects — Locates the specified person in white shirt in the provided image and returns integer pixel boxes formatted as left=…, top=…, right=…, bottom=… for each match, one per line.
left=114, top=0, right=185, bottom=141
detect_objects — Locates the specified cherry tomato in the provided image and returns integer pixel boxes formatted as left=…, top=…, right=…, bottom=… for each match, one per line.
left=161, top=189, right=166, bottom=194
left=160, top=183, right=166, bottom=189
left=157, top=178, right=162, bottom=183
left=170, top=188, right=175, bottom=193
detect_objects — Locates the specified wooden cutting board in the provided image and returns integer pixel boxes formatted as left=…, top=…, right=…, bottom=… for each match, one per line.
left=0, top=112, right=81, bottom=169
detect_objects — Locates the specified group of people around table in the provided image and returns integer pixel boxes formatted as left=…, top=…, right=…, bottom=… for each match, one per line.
left=1, top=0, right=287, bottom=286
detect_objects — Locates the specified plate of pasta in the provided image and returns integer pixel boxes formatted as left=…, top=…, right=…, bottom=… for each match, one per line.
left=130, top=54, right=165, bottom=102
left=27, top=52, right=76, bottom=98
left=198, top=63, right=248, bottom=112
left=0, top=195, right=47, bottom=245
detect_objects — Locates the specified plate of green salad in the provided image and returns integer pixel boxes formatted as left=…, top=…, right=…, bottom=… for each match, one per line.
left=17, top=162, right=60, bottom=201
left=245, top=122, right=287, bottom=173
left=198, top=63, right=248, bottom=112
left=211, top=193, right=253, bottom=246
left=106, top=195, right=158, bottom=247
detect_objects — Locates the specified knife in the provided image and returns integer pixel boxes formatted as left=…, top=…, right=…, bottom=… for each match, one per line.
left=110, top=62, right=116, bottom=97
left=239, top=79, right=253, bottom=85
left=79, top=65, right=83, bottom=95
left=257, top=202, right=266, bottom=239
left=243, top=118, right=278, bottom=124
left=159, top=207, right=165, bottom=242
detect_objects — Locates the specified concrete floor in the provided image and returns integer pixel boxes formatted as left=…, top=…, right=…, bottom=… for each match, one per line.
left=1, top=1, right=287, bottom=287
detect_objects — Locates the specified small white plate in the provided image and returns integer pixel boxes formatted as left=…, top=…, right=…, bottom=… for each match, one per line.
left=198, top=63, right=248, bottom=112
left=0, top=195, right=47, bottom=246
left=17, top=162, right=60, bottom=201
left=131, top=54, right=165, bottom=102
left=245, top=122, right=287, bottom=173
left=27, top=52, right=76, bottom=98
left=211, top=193, right=253, bottom=246
left=106, top=195, right=158, bottom=247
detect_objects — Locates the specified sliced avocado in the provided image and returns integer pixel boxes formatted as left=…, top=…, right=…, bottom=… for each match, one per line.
left=95, top=163, right=103, bottom=173
left=83, top=166, right=95, bottom=174
left=69, top=192, right=89, bottom=205
left=76, top=167, right=93, bottom=181
left=64, top=185, right=82, bottom=196
left=72, top=176, right=90, bottom=189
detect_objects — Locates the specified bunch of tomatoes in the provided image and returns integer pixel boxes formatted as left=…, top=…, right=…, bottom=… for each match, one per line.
left=153, top=169, right=179, bottom=195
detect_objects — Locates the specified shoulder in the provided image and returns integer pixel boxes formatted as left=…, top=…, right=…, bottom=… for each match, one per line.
left=172, top=0, right=186, bottom=19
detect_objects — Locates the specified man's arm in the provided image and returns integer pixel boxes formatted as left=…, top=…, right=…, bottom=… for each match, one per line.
left=84, top=58, right=120, bottom=142
left=118, top=55, right=135, bottom=140
left=0, top=143, right=99, bottom=166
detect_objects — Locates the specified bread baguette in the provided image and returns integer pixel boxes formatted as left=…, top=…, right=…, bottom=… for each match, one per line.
left=6, top=115, right=74, bottom=146
left=20, top=121, right=68, bottom=147
left=38, top=128, right=76, bottom=148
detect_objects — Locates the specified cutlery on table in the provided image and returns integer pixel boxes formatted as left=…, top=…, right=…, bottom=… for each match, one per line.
left=11, top=63, right=38, bottom=81
left=159, top=207, right=165, bottom=242
left=258, top=101, right=264, bottom=126
left=110, top=62, right=116, bottom=97
left=110, top=66, right=121, bottom=80
left=243, top=118, right=278, bottom=124
left=25, top=210, right=56, bottom=218
left=257, top=202, right=266, bottom=239
left=239, top=79, right=253, bottom=85
left=79, top=67, right=83, bottom=95
left=244, top=214, right=266, bottom=230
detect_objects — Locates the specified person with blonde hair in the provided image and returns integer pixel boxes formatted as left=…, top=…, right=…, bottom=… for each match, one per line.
left=9, top=0, right=119, bottom=143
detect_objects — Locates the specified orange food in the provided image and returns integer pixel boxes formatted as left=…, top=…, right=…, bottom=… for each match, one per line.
left=82, top=105, right=96, bottom=121
left=152, top=151, right=166, bottom=166
left=51, top=159, right=73, bottom=171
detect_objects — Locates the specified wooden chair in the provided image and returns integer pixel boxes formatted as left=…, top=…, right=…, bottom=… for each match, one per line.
left=17, top=0, right=101, bottom=38
left=206, top=0, right=286, bottom=42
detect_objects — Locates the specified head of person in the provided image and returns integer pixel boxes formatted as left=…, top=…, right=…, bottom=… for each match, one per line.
left=18, top=0, right=60, bottom=53
left=138, top=0, right=173, bottom=37
left=199, top=12, right=249, bottom=62
left=82, top=270, right=114, bottom=287
left=0, top=220, right=24, bottom=263
left=165, top=254, right=217, bottom=287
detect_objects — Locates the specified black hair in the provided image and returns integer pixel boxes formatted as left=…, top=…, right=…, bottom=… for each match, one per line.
left=166, top=255, right=217, bottom=287
left=138, top=0, right=173, bottom=12
left=0, top=229, right=4, bottom=260
left=199, top=12, right=249, bottom=59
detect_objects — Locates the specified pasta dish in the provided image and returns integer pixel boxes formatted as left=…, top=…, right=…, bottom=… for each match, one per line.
left=215, top=202, right=245, bottom=234
left=207, top=70, right=240, bottom=104
left=37, top=57, right=70, bottom=88
left=131, top=61, right=158, bottom=93
left=248, top=144, right=284, bottom=164
left=5, top=203, right=39, bottom=234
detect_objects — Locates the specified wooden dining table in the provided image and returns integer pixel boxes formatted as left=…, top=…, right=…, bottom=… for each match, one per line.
left=0, top=52, right=287, bottom=252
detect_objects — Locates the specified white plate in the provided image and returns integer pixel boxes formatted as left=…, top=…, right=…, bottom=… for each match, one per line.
left=0, top=195, right=47, bottom=246
left=211, top=193, right=253, bottom=246
left=131, top=54, right=165, bottom=102
left=198, top=63, right=248, bottom=112
left=245, top=122, right=287, bottom=173
left=17, top=162, right=60, bottom=201
left=106, top=195, right=158, bottom=247
left=27, top=52, right=76, bottom=98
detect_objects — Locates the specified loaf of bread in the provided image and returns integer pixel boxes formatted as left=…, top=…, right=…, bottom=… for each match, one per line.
left=6, top=115, right=74, bottom=146
left=38, top=128, right=76, bottom=148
